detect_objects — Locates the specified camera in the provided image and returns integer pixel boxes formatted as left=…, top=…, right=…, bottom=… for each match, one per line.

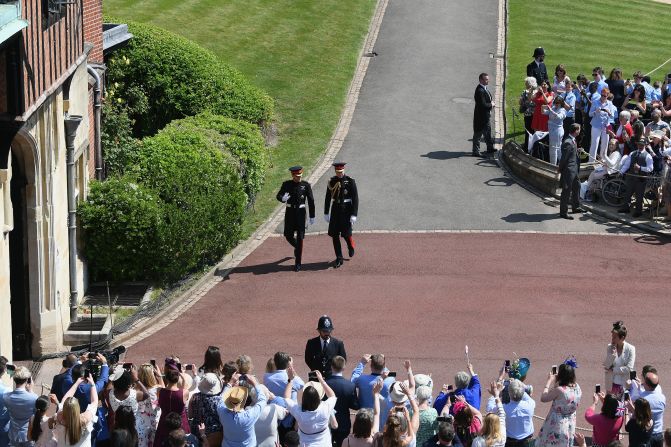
left=308, top=371, right=318, bottom=382
left=595, top=384, right=601, bottom=394
left=387, top=371, right=397, bottom=378
left=552, top=365, right=558, bottom=375
left=630, top=370, right=637, bottom=380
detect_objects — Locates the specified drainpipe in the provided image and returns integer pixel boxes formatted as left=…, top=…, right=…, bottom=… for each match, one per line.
left=64, top=115, right=83, bottom=322
left=87, top=65, right=103, bottom=180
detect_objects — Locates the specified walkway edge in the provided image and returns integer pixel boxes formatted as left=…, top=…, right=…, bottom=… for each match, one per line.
left=112, top=0, right=391, bottom=349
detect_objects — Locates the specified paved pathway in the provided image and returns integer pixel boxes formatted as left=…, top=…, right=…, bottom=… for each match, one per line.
left=304, top=0, right=627, bottom=233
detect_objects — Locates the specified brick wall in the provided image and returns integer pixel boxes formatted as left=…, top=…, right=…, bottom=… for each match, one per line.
left=82, top=0, right=103, bottom=64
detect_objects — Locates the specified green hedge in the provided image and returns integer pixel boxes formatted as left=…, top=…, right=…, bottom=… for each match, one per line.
left=107, top=21, right=274, bottom=137
left=80, top=125, right=248, bottom=283
left=167, top=112, right=268, bottom=204
left=79, top=177, right=164, bottom=281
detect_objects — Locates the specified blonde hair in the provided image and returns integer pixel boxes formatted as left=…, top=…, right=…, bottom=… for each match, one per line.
left=138, top=364, right=158, bottom=388
left=236, top=355, right=253, bottom=375
left=62, top=397, right=83, bottom=445
left=480, top=412, right=503, bottom=447
left=265, top=357, right=276, bottom=373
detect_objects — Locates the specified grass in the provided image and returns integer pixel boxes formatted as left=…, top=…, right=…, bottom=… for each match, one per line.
left=103, top=0, right=377, bottom=236
left=506, top=0, right=671, bottom=142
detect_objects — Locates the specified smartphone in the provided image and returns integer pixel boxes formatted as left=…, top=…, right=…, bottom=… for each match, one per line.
left=186, top=364, right=193, bottom=371
left=308, top=372, right=318, bottom=382
left=150, top=359, right=156, bottom=367
left=388, top=371, right=397, bottom=377
left=552, top=365, right=558, bottom=375
left=630, top=370, right=637, bottom=380
left=595, top=384, right=601, bottom=394
left=447, top=385, right=453, bottom=391
left=505, top=360, right=511, bottom=371
left=624, top=390, right=630, bottom=401
left=177, top=363, right=182, bottom=372
left=122, top=362, right=133, bottom=370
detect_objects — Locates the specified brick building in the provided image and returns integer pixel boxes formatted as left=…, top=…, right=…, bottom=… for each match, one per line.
left=0, top=0, right=129, bottom=360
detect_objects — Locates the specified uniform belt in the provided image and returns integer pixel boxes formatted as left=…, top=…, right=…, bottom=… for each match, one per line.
left=334, top=199, right=352, bottom=204
left=286, top=204, right=306, bottom=208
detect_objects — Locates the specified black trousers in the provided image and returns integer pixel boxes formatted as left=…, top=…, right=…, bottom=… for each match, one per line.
left=560, top=171, right=580, bottom=215
left=473, top=120, right=494, bottom=152
left=332, top=235, right=355, bottom=260
left=622, top=175, right=647, bottom=213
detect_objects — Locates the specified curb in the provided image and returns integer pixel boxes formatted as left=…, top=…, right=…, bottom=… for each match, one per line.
left=112, top=0, right=391, bottom=349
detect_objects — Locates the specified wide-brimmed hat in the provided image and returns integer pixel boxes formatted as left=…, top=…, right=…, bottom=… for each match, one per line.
left=223, top=386, right=248, bottom=412
left=198, top=373, right=222, bottom=395
left=389, top=381, right=408, bottom=404
left=649, top=130, right=665, bottom=140
left=109, top=365, right=126, bottom=382
left=304, top=380, right=325, bottom=400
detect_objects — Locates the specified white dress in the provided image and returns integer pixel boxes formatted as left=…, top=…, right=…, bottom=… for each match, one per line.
left=137, top=386, right=161, bottom=447
left=32, top=415, right=57, bottom=447
left=54, top=403, right=96, bottom=447
left=287, top=396, right=337, bottom=447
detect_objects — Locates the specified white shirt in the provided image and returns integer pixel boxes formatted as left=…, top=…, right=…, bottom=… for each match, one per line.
left=619, top=151, right=654, bottom=174
left=486, top=393, right=534, bottom=440
left=54, top=403, right=96, bottom=447
left=287, top=396, right=337, bottom=447
left=630, top=385, right=666, bottom=435
left=255, top=403, right=288, bottom=447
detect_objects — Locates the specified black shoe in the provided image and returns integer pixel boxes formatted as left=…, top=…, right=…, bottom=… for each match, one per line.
left=486, top=148, right=496, bottom=153
left=472, top=150, right=482, bottom=157
left=617, top=208, right=630, bottom=214
left=571, top=207, right=584, bottom=214
left=334, top=258, right=344, bottom=268
left=348, top=247, right=355, bottom=258
left=560, top=213, right=574, bottom=220
left=294, top=264, right=301, bottom=272
left=632, top=211, right=642, bottom=218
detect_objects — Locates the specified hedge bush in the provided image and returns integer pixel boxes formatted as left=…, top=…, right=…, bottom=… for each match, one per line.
left=101, top=99, right=142, bottom=176
left=135, top=125, right=247, bottom=281
left=79, top=177, right=164, bottom=281
left=106, top=21, right=274, bottom=137
left=167, top=112, right=268, bottom=204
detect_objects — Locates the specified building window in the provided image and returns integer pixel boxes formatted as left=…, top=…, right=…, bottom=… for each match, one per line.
left=42, top=0, right=67, bottom=28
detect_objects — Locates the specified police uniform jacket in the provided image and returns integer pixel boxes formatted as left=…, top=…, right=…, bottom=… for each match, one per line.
left=304, top=336, right=347, bottom=377
left=324, top=175, right=358, bottom=237
left=276, top=180, right=315, bottom=234
left=527, top=60, right=548, bottom=85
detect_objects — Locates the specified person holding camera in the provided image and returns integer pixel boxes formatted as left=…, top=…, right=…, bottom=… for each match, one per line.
left=376, top=382, right=419, bottom=447
left=618, top=138, right=654, bottom=217
left=52, top=373, right=98, bottom=447
left=537, top=363, right=582, bottom=447
left=2, top=366, right=38, bottom=447
left=485, top=376, right=535, bottom=447
left=345, top=379, right=383, bottom=447
left=625, top=398, right=653, bottom=447
left=472, top=382, right=506, bottom=447
left=628, top=371, right=666, bottom=447
left=584, top=392, right=623, bottom=446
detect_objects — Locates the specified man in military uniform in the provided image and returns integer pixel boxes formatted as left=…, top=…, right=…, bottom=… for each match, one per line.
left=277, top=166, right=315, bottom=271
left=304, top=315, right=347, bottom=378
left=324, top=162, right=358, bottom=268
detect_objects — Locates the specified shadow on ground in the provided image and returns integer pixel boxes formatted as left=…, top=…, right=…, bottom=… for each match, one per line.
left=218, top=257, right=333, bottom=277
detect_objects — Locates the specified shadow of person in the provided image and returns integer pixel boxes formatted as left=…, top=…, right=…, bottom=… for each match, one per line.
left=633, top=234, right=671, bottom=246
left=218, top=257, right=332, bottom=278
left=501, top=212, right=557, bottom=223
left=485, top=176, right=515, bottom=187
left=420, top=151, right=471, bottom=160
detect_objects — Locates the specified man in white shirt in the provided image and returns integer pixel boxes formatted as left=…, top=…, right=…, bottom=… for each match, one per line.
left=486, top=379, right=535, bottom=446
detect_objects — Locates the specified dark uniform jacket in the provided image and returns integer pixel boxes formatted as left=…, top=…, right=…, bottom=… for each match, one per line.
left=325, top=375, right=360, bottom=437
left=276, top=180, right=315, bottom=234
left=324, top=175, right=358, bottom=237
left=473, top=84, right=493, bottom=132
left=526, top=60, right=548, bottom=85
left=304, top=336, right=347, bottom=377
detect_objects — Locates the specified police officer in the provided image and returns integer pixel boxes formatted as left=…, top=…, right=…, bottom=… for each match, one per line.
left=277, top=166, right=315, bottom=271
left=324, top=162, right=358, bottom=268
left=304, top=315, right=347, bottom=378
left=526, top=47, right=548, bottom=86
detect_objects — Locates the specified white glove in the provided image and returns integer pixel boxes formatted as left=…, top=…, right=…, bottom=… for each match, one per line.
left=309, top=217, right=315, bottom=225
left=281, top=192, right=290, bottom=202
left=324, top=214, right=330, bottom=223
left=350, top=215, right=357, bottom=224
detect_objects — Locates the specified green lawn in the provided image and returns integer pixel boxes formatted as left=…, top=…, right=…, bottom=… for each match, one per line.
left=506, top=0, right=671, bottom=141
left=103, top=0, right=377, bottom=236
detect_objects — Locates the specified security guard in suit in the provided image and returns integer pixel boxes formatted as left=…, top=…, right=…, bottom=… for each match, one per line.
left=277, top=166, right=315, bottom=271
left=324, top=162, right=358, bottom=268
left=526, top=47, right=548, bottom=86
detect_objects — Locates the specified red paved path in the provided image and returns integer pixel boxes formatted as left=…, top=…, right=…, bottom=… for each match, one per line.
left=124, top=232, right=671, bottom=427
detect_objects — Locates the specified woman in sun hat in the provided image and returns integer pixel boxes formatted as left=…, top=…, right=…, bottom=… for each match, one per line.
left=217, top=372, right=267, bottom=447
left=283, top=367, right=336, bottom=447
left=188, top=372, right=224, bottom=446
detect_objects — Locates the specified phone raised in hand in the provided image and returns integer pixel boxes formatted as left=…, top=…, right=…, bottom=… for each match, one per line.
left=387, top=371, right=397, bottom=377
left=308, top=371, right=319, bottom=382
left=186, top=364, right=193, bottom=371
left=552, top=365, right=558, bottom=375
left=595, top=384, right=601, bottom=394
left=150, top=359, right=156, bottom=367
left=122, top=362, right=133, bottom=370
left=630, top=370, right=637, bottom=380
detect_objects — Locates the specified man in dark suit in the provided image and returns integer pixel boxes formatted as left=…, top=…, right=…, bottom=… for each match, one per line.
left=526, top=47, right=548, bottom=85
left=557, top=123, right=584, bottom=219
left=326, top=356, right=359, bottom=447
left=51, top=353, right=77, bottom=401
left=473, top=72, right=495, bottom=157
left=305, top=315, right=347, bottom=378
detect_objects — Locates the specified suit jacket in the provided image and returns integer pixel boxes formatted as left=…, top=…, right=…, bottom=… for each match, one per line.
left=51, top=371, right=69, bottom=401
left=558, top=135, right=579, bottom=179
left=305, top=336, right=347, bottom=377
left=526, top=60, right=548, bottom=85
left=602, top=341, right=636, bottom=391
left=326, top=375, right=359, bottom=434
left=473, top=84, right=493, bottom=131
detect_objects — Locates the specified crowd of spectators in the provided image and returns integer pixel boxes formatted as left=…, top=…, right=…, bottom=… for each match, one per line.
left=518, top=52, right=671, bottom=220
left=0, top=320, right=667, bottom=447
